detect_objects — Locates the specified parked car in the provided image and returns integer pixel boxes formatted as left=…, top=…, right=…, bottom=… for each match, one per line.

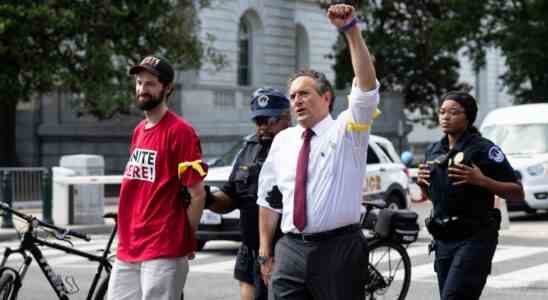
left=363, top=135, right=411, bottom=209
left=196, top=140, right=245, bottom=250
left=196, top=134, right=411, bottom=250
left=480, top=103, right=548, bottom=213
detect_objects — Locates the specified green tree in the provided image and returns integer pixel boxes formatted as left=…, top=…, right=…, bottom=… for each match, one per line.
left=0, top=0, right=223, bottom=166
left=329, top=0, right=487, bottom=124
left=330, top=0, right=548, bottom=120
left=473, top=1, right=548, bottom=103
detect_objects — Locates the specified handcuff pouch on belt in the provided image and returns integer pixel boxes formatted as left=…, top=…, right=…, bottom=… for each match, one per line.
left=425, top=208, right=501, bottom=240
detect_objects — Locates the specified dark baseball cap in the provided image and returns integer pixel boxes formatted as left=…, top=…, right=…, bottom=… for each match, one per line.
left=129, top=55, right=174, bottom=84
left=250, top=88, right=290, bottom=119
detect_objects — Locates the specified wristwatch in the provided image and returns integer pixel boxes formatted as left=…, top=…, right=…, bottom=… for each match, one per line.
left=257, top=255, right=271, bottom=265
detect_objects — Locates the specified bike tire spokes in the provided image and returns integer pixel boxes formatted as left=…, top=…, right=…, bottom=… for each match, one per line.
left=366, top=244, right=410, bottom=300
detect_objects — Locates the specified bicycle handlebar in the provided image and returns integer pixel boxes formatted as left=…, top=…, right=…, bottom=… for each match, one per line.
left=0, top=201, right=33, bottom=222
left=362, top=199, right=387, bottom=210
left=0, top=201, right=91, bottom=242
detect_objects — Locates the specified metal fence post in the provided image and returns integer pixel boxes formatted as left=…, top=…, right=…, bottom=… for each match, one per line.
left=1, top=170, right=14, bottom=228
left=42, top=168, right=53, bottom=224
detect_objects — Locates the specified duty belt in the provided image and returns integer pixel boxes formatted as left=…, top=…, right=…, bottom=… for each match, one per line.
left=426, top=215, right=494, bottom=240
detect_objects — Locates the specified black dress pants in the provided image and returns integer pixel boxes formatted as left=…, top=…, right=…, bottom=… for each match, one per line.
left=270, top=228, right=368, bottom=300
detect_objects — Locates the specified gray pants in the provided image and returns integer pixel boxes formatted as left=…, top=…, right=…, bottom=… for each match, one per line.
left=270, top=229, right=368, bottom=300
left=107, top=257, right=189, bottom=300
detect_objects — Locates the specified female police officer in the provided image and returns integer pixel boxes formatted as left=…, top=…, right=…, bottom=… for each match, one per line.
left=417, top=91, right=524, bottom=300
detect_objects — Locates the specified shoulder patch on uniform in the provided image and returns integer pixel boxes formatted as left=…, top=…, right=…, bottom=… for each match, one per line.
left=488, top=146, right=505, bottom=163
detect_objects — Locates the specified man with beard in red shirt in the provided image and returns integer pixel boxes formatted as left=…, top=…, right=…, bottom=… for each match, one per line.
left=107, top=56, right=207, bottom=300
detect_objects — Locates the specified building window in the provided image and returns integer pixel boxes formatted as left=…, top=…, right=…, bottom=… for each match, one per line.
left=238, top=18, right=251, bottom=86
left=213, top=90, right=236, bottom=107
left=295, top=24, right=309, bottom=72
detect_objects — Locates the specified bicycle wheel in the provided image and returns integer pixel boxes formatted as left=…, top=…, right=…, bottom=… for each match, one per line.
left=365, top=240, right=411, bottom=300
left=0, top=272, right=16, bottom=300
left=93, top=275, right=109, bottom=300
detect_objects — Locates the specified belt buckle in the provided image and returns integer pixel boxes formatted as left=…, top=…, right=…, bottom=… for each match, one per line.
left=440, top=216, right=459, bottom=224
left=300, top=233, right=313, bottom=243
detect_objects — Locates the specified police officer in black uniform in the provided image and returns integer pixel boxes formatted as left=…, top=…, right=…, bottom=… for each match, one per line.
left=417, top=91, right=524, bottom=300
left=203, top=88, right=290, bottom=300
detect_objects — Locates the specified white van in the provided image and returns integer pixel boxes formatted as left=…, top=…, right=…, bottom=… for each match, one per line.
left=480, top=103, right=548, bottom=213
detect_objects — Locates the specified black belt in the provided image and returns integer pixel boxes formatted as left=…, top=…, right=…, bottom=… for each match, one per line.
left=426, top=215, right=496, bottom=241
left=286, top=224, right=360, bottom=242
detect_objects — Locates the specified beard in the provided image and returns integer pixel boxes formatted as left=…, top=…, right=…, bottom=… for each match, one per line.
left=136, top=89, right=166, bottom=111
left=257, top=132, right=274, bottom=145
left=258, top=137, right=273, bottom=146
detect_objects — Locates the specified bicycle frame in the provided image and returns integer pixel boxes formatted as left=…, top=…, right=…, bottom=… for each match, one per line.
left=0, top=222, right=117, bottom=300
left=360, top=200, right=414, bottom=300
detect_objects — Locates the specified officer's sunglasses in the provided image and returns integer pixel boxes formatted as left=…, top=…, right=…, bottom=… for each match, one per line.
left=253, top=116, right=280, bottom=126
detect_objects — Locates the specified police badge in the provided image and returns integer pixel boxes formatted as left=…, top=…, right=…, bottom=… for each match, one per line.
left=454, top=152, right=464, bottom=165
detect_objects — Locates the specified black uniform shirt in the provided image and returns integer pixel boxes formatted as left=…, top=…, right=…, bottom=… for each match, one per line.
left=221, top=135, right=270, bottom=250
left=425, top=130, right=518, bottom=220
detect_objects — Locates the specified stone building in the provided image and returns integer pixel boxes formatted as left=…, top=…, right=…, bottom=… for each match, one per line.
left=180, top=0, right=339, bottom=161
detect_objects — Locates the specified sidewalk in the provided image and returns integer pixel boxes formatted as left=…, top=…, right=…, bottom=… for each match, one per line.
left=0, top=205, right=118, bottom=242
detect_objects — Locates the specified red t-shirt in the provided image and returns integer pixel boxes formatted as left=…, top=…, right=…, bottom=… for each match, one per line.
left=117, top=111, right=205, bottom=262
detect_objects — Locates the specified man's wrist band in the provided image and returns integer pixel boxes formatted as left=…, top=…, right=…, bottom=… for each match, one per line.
left=338, top=17, right=358, bottom=33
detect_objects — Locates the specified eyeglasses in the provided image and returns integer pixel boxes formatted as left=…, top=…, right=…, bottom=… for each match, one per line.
left=253, top=116, right=280, bottom=126
left=438, top=108, right=465, bottom=117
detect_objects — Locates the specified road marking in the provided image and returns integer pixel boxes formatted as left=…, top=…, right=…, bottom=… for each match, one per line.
left=5, top=236, right=548, bottom=291
left=193, top=253, right=216, bottom=260
left=488, top=263, right=548, bottom=288
left=405, top=243, right=429, bottom=257
left=32, top=253, right=228, bottom=270
left=190, top=259, right=235, bottom=273
left=409, top=245, right=548, bottom=281
left=369, top=244, right=425, bottom=267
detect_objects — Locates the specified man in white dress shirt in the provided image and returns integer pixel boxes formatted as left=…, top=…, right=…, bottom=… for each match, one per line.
left=256, top=3, right=380, bottom=300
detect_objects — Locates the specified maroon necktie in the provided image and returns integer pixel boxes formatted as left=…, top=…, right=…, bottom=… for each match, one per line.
left=294, top=128, right=314, bottom=231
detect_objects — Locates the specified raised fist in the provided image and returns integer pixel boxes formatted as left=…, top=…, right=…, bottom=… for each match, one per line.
left=327, top=4, right=355, bottom=29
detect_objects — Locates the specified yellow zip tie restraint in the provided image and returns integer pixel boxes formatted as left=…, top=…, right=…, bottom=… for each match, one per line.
left=178, top=160, right=207, bottom=178
left=346, top=108, right=382, bottom=132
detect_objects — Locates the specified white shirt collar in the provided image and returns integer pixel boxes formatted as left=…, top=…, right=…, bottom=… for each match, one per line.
left=297, top=114, right=334, bottom=138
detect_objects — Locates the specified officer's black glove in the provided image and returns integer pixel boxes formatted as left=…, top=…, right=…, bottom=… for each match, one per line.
left=180, top=187, right=191, bottom=208
left=180, top=185, right=216, bottom=209
left=266, top=185, right=283, bottom=209
left=204, top=185, right=216, bottom=208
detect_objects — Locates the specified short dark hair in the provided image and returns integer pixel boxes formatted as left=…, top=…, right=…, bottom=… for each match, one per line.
left=440, top=91, right=480, bottom=134
left=288, top=69, right=336, bottom=112
left=440, top=91, right=477, bottom=124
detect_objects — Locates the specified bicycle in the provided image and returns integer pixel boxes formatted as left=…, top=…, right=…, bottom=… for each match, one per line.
left=360, top=200, right=418, bottom=300
left=0, top=201, right=117, bottom=300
